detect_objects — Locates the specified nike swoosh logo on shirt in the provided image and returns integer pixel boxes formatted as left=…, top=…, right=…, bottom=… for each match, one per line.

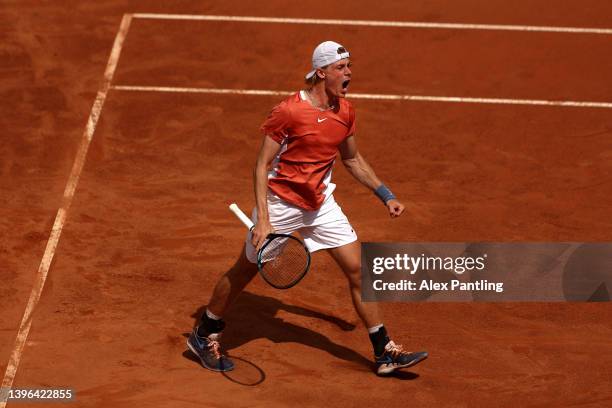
left=317, top=117, right=327, bottom=123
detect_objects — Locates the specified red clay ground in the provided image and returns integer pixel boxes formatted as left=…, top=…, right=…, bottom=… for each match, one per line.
left=1, top=1, right=611, bottom=407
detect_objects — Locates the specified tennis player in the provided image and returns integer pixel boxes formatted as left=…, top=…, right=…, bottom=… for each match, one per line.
left=188, top=41, right=428, bottom=375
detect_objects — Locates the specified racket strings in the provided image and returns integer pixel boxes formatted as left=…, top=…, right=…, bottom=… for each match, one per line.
left=259, top=236, right=309, bottom=288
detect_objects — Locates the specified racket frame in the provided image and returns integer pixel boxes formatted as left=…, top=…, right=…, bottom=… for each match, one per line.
left=257, top=233, right=311, bottom=289
left=229, top=203, right=311, bottom=289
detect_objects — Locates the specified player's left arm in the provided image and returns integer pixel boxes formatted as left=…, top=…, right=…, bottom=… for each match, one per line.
left=339, top=135, right=405, bottom=218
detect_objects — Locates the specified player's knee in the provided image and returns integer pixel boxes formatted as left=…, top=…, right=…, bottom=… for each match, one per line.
left=343, top=264, right=362, bottom=287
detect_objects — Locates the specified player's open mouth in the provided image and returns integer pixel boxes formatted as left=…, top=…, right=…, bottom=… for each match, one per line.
left=342, top=80, right=350, bottom=91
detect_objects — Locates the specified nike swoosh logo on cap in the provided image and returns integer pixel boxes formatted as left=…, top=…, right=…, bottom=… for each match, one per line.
left=317, top=117, right=327, bottom=123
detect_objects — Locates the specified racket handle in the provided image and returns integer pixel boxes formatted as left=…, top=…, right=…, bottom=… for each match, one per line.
left=229, top=203, right=255, bottom=230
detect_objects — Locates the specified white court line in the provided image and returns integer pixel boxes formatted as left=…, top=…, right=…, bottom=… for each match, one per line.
left=0, top=14, right=133, bottom=406
left=132, top=13, right=612, bottom=35
left=111, top=85, right=612, bottom=109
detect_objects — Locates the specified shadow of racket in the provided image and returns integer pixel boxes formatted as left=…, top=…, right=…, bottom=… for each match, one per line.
left=221, top=355, right=266, bottom=386
left=182, top=345, right=266, bottom=386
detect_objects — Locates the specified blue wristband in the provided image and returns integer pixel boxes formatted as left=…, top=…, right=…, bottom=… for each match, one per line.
left=374, top=184, right=396, bottom=204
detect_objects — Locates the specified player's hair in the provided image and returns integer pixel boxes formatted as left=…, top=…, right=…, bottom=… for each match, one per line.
left=304, top=65, right=328, bottom=86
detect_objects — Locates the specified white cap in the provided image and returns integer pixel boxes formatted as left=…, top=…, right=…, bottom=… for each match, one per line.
left=305, top=41, right=350, bottom=80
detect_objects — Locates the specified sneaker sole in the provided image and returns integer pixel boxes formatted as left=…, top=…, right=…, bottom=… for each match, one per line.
left=376, top=352, right=428, bottom=376
left=186, top=339, right=234, bottom=372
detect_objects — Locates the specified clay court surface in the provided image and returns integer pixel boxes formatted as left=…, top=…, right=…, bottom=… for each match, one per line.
left=1, top=1, right=612, bottom=406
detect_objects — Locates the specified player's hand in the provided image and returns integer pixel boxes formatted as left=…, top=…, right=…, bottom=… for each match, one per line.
left=252, top=219, right=274, bottom=250
left=386, top=199, right=405, bottom=218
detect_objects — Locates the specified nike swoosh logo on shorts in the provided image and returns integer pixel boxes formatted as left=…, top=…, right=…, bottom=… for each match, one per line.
left=317, top=117, right=327, bottom=123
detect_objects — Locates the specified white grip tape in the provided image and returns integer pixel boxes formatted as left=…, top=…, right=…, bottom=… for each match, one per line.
left=229, top=203, right=255, bottom=230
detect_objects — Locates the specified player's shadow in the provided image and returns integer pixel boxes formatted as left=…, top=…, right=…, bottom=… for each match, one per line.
left=185, top=291, right=421, bottom=380
left=187, top=291, right=373, bottom=368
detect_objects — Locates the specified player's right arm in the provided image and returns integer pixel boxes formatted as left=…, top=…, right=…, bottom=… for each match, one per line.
left=252, top=135, right=282, bottom=249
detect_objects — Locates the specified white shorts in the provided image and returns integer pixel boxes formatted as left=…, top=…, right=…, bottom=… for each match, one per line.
left=245, top=192, right=358, bottom=263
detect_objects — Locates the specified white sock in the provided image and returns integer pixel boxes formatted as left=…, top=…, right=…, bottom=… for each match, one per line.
left=206, top=308, right=222, bottom=321
left=367, top=323, right=384, bottom=334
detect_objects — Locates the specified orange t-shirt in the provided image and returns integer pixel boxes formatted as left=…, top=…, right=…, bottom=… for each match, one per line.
left=260, top=91, right=356, bottom=211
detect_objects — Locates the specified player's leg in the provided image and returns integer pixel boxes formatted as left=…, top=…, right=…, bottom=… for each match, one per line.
left=327, top=240, right=428, bottom=375
left=300, top=195, right=382, bottom=329
left=326, top=241, right=389, bottom=358
left=207, top=246, right=259, bottom=318
left=188, top=245, right=258, bottom=372
left=189, top=195, right=301, bottom=372
left=327, top=240, right=381, bottom=328
left=304, top=193, right=428, bottom=375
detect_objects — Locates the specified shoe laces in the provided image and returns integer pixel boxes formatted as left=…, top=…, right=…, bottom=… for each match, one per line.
left=207, top=334, right=222, bottom=359
left=385, top=340, right=407, bottom=357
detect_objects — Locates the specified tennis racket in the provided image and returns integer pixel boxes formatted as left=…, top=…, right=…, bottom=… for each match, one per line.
left=229, top=203, right=311, bottom=289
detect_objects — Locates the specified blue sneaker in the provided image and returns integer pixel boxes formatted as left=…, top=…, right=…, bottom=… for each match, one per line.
left=187, top=329, right=234, bottom=372
left=375, top=340, right=428, bottom=375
